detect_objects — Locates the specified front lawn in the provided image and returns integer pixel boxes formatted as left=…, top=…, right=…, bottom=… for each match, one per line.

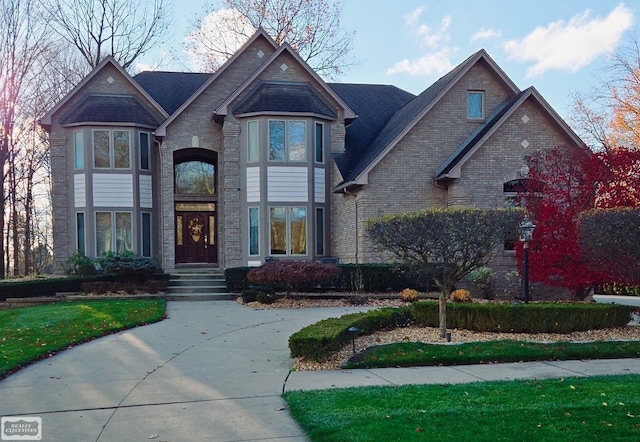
left=344, top=339, right=640, bottom=369
left=0, top=299, right=166, bottom=379
left=284, top=375, right=640, bottom=441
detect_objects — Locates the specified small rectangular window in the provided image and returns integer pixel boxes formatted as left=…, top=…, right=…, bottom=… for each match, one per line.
left=93, top=130, right=111, bottom=168
left=316, top=207, right=324, bottom=255
left=270, top=207, right=286, bottom=255
left=248, top=121, right=259, bottom=162
left=142, top=213, right=151, bottom=257
left=74, top=131, right=84, bottom=169
left=288, top=121, right=306, bottom=161
left=139, top=132, right=150, bottom=170
left=113, top=130, right=131, bottom=168
left=249, top=207, right=259, bottom=256
left=314, top=122, right=324, bottom=163
left=289, top=207, right=307, bottom=255
left=76, top=212, right=85, bottom=254
left=467, top=91, right=484, bottom=120
left=269, top=120, right=286, bottom=161
left=115, top=212, right=132, bottom=253
left=96, top=212, right=112, bottom=255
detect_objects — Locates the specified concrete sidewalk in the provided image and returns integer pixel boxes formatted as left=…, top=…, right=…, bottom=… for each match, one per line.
left=285, top=358, right=640, bottom=392
left=0, top=300, right=638, bottom=441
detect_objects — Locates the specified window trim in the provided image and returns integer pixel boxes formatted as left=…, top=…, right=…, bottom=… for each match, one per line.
left=467, top=90, right=485, bottom=120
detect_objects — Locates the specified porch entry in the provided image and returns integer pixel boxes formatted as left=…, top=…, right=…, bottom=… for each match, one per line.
left=175, top=203, right=217, bottom=264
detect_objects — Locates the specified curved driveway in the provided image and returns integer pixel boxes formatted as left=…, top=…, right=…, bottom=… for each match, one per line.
left=0, top=301, right=369, bottom=442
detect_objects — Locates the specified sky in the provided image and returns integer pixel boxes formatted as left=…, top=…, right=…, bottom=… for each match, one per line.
left=139, top=1, right=640, bottom=121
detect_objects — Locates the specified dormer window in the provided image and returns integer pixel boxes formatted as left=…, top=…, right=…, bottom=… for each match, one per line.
left=467, top=91, right=484, bottom=120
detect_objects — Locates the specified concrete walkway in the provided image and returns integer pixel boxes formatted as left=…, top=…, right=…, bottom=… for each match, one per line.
left=1, top=301, right=639, bottom=441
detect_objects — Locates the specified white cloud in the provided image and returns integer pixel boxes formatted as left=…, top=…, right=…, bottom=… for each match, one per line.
left=504, top=3, right=634, bottom=78
left=386, top=48, right=455, bottom=76
left=388, top=9, right=455, bottom=77
left=472, top=28, right=502, bottom=42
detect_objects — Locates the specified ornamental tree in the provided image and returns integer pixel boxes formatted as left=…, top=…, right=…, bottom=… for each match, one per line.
left=578, top=207, right=640, bottom=285
left=518, top=145, right=602, bottom=299
left=367, top=207, right=523, bottom=338
left=518, top=145, right=640, bottom=298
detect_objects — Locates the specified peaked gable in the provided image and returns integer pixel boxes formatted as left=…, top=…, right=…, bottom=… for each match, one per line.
left=435, top=87, right=585, bottom=180
left=214, top=43, right=356, bottom=121
left=155, top=28, right=279, bottom=137
left=335, top=49, right=520, bottom=189
left=40, top=56, right=168, bottom=129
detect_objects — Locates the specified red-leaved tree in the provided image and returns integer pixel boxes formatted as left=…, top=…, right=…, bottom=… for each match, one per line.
left=518, top=145, right=640, bottom=299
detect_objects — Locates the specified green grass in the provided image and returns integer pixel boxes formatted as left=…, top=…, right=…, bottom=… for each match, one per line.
left=284, top=375, right=640, bottom=441
left=0, top=299, right=166, bottom=379
left=344, top=340, right=640, bottom=369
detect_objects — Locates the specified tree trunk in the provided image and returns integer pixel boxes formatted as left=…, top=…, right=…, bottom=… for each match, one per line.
left=438, top=288, right=451, bottom=338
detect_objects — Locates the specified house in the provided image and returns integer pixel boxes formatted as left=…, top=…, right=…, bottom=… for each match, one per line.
left=41, top=29, right=583, bottom=282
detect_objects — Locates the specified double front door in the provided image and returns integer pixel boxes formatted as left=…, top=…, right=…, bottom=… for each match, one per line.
left=175, top=205, right=217, bottom=264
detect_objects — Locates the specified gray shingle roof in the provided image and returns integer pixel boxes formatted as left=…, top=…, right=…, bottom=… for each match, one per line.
left=333, top=53, right=475, bottom=184
left=234, top=82, right=337, bottom=118
left=328, top=84, right=415, bottom=176
left=60, top=94, right=164, bottom=126
left=133, top=71, right=212, bottom=115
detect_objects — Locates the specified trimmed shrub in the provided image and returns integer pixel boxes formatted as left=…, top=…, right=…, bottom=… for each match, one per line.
left=247, top=261, right=342, bottom=294
left=225, top=267, right=254, bottom=292
left=64, top=251, right=95, bottom=276
left=410, top=301, right=635, bottom=333
left=469, top=266, right=494, bottom=298
left=289, top=307, right=413, bottom=361
left=289, top=301, right=637, bottom=361
left=337, top=263, right=438, bottom=292
left=450, top=289, right=472, bottom=303
left=96, top=251, right=158, bottom=281
left=400, top=288, right=419, bottom=302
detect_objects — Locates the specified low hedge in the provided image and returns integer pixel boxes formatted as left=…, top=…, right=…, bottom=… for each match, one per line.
left=411, top=302, right=635, bottom=333
left=0, top=273, right=169, bottom=301
left=289, top=307, right=413, bottom=361
left=224, top=263, right=438, bottom=293
left=289, top=301, right=637, bottom=361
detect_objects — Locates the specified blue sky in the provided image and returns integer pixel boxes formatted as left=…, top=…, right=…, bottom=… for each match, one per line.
left=141, top=1, right=639, bottom=120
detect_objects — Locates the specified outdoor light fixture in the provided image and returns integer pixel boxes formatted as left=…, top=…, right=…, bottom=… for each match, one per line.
left=348, top=326, right=360, bottom=354
left=519, top=218, right=536, bottom=304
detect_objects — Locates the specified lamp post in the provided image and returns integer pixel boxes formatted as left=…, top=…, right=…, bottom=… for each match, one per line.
left=519, top=218, right=536, bottom=304
left=348, top=327, right=360, bottom=354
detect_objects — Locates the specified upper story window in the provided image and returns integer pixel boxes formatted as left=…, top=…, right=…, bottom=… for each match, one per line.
left=248, top=120, right=259, bottom=162
left=269, top=120, right=306, bottom=162
left=74, top=131, right=84, bottom=169
left=93, top=129, right=131, bottom=169
left=314, top=122, right=324, bottom=163
left=139, top=132, right=150, bottom=170
left=467, top=91, right=484, bottom=120
left=174, top=160, right=216, bottom=195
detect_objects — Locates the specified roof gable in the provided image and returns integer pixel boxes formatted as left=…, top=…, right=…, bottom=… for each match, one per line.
left=234, top=82, right=337, bottom=119
left=435, top=87, right=585, bottom=180
left=40, top=56, right=167, bottom=128
left=155, top=28, right=279, bottom=137
left=60, top=94, right=164, bottom=127
left=336, top=49, right=521, bottom=188
left=214, top=43, right=356, bottom=120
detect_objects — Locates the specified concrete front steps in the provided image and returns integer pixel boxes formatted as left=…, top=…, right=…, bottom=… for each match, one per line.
left=166, top=269, right=236, bottom=301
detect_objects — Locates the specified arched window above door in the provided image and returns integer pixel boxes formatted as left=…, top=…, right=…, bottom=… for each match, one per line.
left=174, top=160, right=216, bottom=195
